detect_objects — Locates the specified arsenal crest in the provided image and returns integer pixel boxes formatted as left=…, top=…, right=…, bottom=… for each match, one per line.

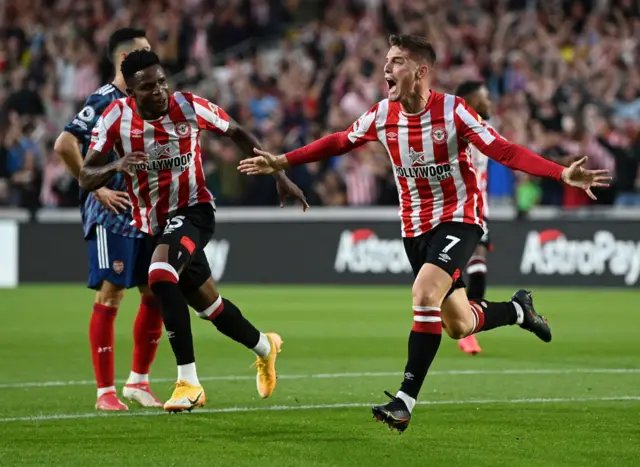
left=113, top=260, right=124, bottom=274
left=431, top=125, right=448, bottom=145
left=176, top=122, right=191, bottom=137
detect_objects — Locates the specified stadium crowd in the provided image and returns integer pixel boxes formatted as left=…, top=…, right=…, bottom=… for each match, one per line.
left=1, top=0, right=639, bottom=213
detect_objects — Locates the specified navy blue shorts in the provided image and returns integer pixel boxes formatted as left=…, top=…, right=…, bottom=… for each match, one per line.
left=87, top=225, right=154, bottom=290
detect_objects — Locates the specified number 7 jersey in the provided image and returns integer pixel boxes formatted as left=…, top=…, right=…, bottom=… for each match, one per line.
left=90, top=92, right=229, bottom=235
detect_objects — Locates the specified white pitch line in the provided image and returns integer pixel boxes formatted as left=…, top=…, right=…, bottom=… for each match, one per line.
left=1, top=396, right=639, bottom=423
left=1, top=368, right=639, bottom=390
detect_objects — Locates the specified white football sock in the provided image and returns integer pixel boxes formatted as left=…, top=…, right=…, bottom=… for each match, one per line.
left=252, top=333, right=271, bottom=358
left=513, top=301, right=524, bottom=325
left=97, top=386, right=116, bottom=398
left=126, top=371, right=149, bottom=385
left=396, top=391, right=416, bottom=413
left=177, top=363, right=200, bottom=386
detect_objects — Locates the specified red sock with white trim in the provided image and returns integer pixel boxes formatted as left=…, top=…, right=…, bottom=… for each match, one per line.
left=127, top=295, right=163, bottom=385
left=397, top=306, right=443, bottom=412
left=89, top=303, right=117, bottom=397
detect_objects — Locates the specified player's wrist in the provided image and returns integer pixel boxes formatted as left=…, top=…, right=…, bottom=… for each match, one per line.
left=278, top=154, right=291, bottom=169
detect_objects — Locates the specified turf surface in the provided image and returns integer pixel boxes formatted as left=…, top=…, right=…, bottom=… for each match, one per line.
left=0, top=285, right=639, bottom=466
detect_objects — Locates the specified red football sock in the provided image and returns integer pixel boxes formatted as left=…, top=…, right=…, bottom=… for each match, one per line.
left=469, top=301, right=486, bottom=335
left=131, top=295, right=163, bottom=375
left=89, top=303, right=118, bottom=388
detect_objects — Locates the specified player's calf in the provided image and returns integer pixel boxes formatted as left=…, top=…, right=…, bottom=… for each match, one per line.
left=123, top=293, right=163, bottom=408
left=442, top=288, right=552, bottom=343
left=90, top=282, right=125, bottom=408
left=373, top=264, right=450, bottom=432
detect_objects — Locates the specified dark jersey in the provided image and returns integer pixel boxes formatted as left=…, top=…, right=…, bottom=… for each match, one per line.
left=64, top=84, right=143, bottom=238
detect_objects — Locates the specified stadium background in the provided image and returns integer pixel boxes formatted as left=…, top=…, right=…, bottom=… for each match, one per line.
left=0, top=1, right=639, bottom=466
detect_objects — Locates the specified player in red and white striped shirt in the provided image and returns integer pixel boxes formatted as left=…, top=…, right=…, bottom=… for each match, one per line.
left=240, top=35, right=610, bottom=432
left=454, top=81, right=496, bottom=356
left=80, top=50, right=308, bottom=412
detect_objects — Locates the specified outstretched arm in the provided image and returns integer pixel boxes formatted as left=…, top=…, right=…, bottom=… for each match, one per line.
left=239, top=104, right=380, bottom=174
left=225, top=118, right=309, bottom=210
left=239, top=131, right=360, bottom=174
left=454, top=101, right=611, bottom=199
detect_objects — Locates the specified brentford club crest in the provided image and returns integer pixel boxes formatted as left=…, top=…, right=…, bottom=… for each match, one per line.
left=113, top=260, right=124, bottom=274
left=176, top=122, right=191, bottom=137
left=208, top=102, right=220, bottom=117
left=431, top=125, right=448, bottom=145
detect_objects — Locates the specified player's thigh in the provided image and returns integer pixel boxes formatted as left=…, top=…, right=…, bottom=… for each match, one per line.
left=133, top=235, right=156, bottom=297
left=425, top=222, right=482, bottom=278
left=417, top=222, right=482, bottom=306
left=88, top=225, right=145, bottom=306
left=404, top=232, right=452, bottom=306
left=152, top=204, right=215, bottom=275
left=412, top=263, right=454, bottom=306
left=180, top=250, right=215, bottom=309
left=152, top=216, right=201, bottom=275
left=441, top=288, right=474, bottom=339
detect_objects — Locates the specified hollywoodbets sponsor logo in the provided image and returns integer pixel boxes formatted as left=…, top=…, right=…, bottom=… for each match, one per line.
left=141, top=152, right=194, bottom=172
left=335, top=229, right=412, bottom=274
left=520, top=229, right=640, bottom=285
left=395, top=163, right=453, bottom=180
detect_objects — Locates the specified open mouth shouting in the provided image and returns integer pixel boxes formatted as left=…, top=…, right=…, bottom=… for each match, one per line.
left=386, top=77, right=397, bottom=93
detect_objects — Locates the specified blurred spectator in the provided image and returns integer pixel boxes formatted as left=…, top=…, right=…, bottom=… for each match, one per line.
left=2, top=0, right=640, bottom=211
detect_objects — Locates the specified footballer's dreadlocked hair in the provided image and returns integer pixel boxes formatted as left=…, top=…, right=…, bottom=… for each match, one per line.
left=121, top=49, right=161, bottom=84
left=455, top=81, right=485, bottom=100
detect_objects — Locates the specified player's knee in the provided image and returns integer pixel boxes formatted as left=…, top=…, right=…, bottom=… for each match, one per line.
left=412, top=283, right=442, bottom=307
left=148, top=261, right=180, bottom=294
left=95, top=286, right=124, bottom=308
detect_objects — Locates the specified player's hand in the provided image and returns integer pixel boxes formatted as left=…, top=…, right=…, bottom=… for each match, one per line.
left=560, top=156, right=612, bottom=200
left=94, top=187, right=131, bottom=214
left=238, top=149, right=288, bottom=175
left=117, top=151, right=149, bottom=176
left=275, top=173, right=310, bottom=212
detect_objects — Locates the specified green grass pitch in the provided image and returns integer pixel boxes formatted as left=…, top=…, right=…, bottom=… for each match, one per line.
left=0, top=285, right=639, bottom=466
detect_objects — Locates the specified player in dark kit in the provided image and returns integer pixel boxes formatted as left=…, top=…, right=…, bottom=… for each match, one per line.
left=454, top=81, right=495, bottom=355
left=55, top=28, right=163, bottom=411
left=79, top=50, right=309, bottom=411
left=239, top=34, right=611, bottom=432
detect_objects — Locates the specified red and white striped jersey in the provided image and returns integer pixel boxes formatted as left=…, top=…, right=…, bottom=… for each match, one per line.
left=470, top=144, right=488, bottom=217
left=346, top=91, right=493, bottom=237
left=469, top=120, right=497, bottom=219
left=286, top=92, right=564, bottom=237
left=90, top=92, right=229, bottom=235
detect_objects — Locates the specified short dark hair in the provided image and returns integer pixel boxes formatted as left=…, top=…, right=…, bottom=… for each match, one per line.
left=388, top=34, right=436, bottom=67
left=107, top=28, right=146, bottom=62
left=121, top=49, right=161, bottom=84
left=455, top=81, right=485, bottom=99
